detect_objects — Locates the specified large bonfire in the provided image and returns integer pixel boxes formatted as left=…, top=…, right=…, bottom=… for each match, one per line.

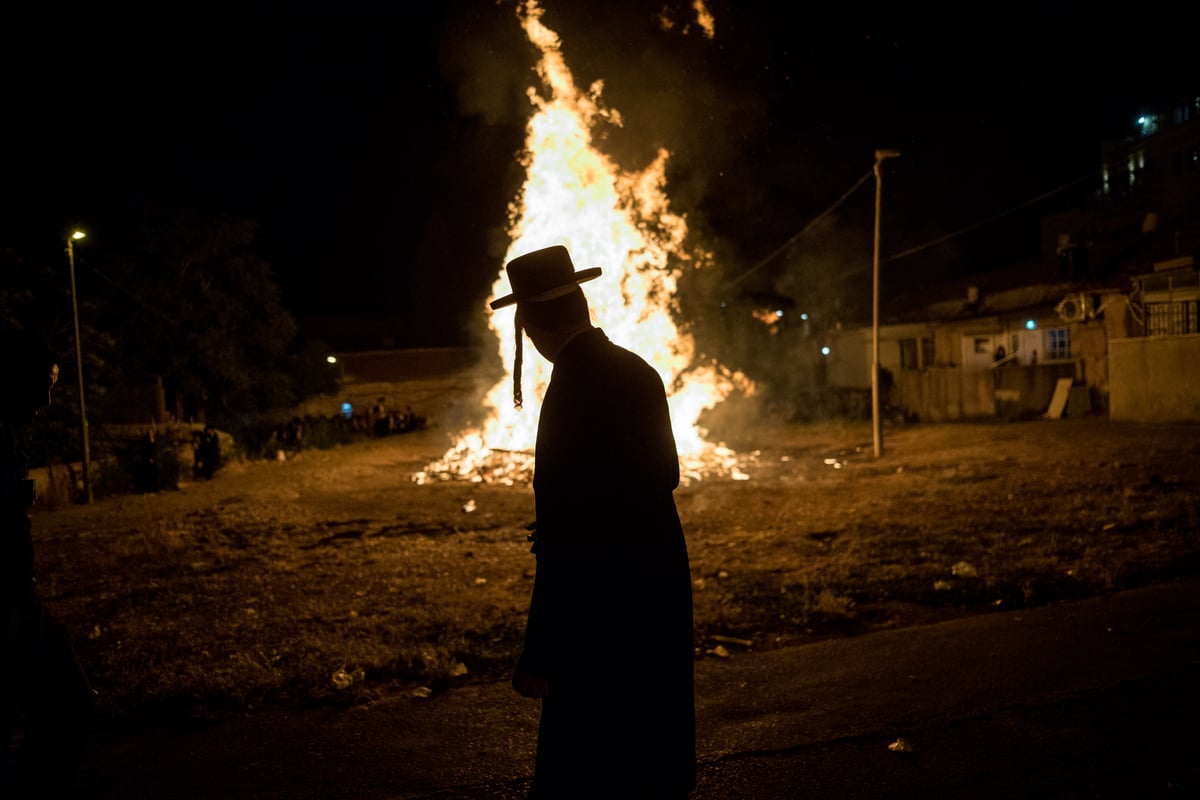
left=416, top=0, right=751, bottom=486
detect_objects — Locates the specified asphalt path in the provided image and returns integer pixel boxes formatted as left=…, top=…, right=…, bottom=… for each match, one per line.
left=75, top=577, right=1200, bottom=799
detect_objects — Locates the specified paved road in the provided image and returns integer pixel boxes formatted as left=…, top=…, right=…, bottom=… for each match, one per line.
left=77, top=578, right=1200, bottom=799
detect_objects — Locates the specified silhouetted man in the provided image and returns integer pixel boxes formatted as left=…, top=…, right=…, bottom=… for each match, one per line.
left=1, top=328, right=94, bottom=797
left=493, top=246, right=696, bottom=799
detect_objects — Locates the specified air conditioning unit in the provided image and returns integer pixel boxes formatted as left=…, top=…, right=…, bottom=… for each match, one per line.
left=1055, top=293, right=1090, bottom=323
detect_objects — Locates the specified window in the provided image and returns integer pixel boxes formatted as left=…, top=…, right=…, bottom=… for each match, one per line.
left=1147, top=301, right=1199, bottom=336
left=1047, top=328, right=1071, bottom=360
left=900, top=337, right=933, bottom=369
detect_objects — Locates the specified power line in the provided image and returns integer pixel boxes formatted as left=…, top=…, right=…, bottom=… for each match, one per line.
left=877, top=170, right=1100, bottom=269
left=720, top=168, right=1100, bottom=292
left=719, top=167, right=874, bottom=291
left=76, top=257, right=177, bottom=327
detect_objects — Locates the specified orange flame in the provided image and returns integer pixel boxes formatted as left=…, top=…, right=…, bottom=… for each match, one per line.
left=417, top=0, right=751, bottom=485
left=751, top=308, right=783, bottom=334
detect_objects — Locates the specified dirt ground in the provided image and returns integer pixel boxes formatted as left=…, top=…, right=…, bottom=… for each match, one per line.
left=40, top=415, right=1199, bottom=538
left=29, top=414, right=1200, bottom=723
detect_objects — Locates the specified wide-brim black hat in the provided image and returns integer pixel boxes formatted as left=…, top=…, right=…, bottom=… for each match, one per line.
left=489, top=245, right=602, bottom=310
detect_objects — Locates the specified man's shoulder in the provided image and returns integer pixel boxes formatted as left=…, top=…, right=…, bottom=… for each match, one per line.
left=590, top=335, right=668, bottom=398
left=586, top=330, right=655, bottom=369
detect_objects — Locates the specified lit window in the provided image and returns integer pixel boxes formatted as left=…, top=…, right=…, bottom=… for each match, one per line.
left=1047, top=328, right=1071, bottom=360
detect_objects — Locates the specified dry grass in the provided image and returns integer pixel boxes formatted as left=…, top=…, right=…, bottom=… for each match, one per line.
left=30, top=417, right=1200, bottom=727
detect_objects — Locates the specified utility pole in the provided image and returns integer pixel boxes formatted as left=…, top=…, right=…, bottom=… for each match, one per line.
left=871, top=150, right=900, bottom=459
left=67, top=230, right=93, bottom=503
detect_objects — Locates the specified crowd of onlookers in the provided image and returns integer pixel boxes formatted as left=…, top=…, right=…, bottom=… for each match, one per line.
left=123, top=398, right=430, bottom=483
left=363, top=397, right=426, bottom=438
left=267, top=399, right=427, bottom=459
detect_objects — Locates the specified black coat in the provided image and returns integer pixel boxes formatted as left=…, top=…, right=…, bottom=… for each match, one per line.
left=520, top=327, right=695, bottom=796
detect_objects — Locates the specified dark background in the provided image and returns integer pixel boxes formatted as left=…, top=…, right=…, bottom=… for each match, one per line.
left=2, top=1, right=1195, bottom=346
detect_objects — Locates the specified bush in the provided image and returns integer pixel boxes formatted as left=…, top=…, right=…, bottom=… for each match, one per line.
left=225, top=413, right=366, bottom=462
left=94, top=431, right=185, bottom=497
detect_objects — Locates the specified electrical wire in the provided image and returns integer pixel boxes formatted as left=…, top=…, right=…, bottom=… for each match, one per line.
left=719, top=167, right=874, bottom=291
left=718, top=168, right=1101, bottom=292
left=75, top=256, right=177, bottom=327
left=877, top=171, right=1101, bottom=269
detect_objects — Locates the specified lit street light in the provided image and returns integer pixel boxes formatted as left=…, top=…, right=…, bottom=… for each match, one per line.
left=66, top=229, right=93, bottom=504
left=871, top=149, right=900, bottom=459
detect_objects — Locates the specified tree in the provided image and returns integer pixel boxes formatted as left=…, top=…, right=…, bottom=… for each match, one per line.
left=94, top=210, right=339, bottom=426
left=0, top=246, right=107, bottom=470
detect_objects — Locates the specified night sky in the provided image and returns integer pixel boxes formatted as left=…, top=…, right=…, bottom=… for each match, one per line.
left=3, top=2, right=1195, bottom=346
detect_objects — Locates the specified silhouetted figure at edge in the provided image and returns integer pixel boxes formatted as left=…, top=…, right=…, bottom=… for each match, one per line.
left=492, top=246, right=696, bottom=799
left=0, top=328, right=94, bottom=797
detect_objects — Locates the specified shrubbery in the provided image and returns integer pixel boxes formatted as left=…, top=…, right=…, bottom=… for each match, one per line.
left=93, top=430, right=186, bottom=498
left=227, top=414, right=366, bottom=461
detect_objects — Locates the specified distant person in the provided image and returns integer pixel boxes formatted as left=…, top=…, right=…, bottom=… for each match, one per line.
left=371, top=397, right=389, bottom=437
left=877, top=366, right=896, bottom=412
left=492, top=246, right=696, bottom=798
left=135, top=425, right=160, bottom=492
left=993, top=345, right=1007, bottom=365
left=0, top=328, right=94, bottom=797
left=282, top=417, right=304, bottom=452
left=399, top=404, right=425, bottom=433
left=193, top=424, right=221, bottom=480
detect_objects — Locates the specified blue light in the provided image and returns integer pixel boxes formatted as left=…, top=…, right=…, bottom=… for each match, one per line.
left=1025, top=319, right=1037, bottom=330
left=341, top=402, right=353, bottom=419
left=800, top=313, right=809, bottom=321
left=820, top=346, right=831, bottom=356
left=775, top=309, right=784, bottom=318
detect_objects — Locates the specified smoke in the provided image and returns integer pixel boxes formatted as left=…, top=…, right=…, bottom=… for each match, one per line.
left=437, top=1, right=771, bottom=261
left=437, top=2, right=537, bottom=129
left=430, top=0, right=1197, bottom=354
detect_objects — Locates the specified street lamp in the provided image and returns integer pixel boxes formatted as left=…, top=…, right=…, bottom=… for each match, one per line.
left=871, top=149, right=900, bottom=459
left=66, top=229, right=93, bottom=504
